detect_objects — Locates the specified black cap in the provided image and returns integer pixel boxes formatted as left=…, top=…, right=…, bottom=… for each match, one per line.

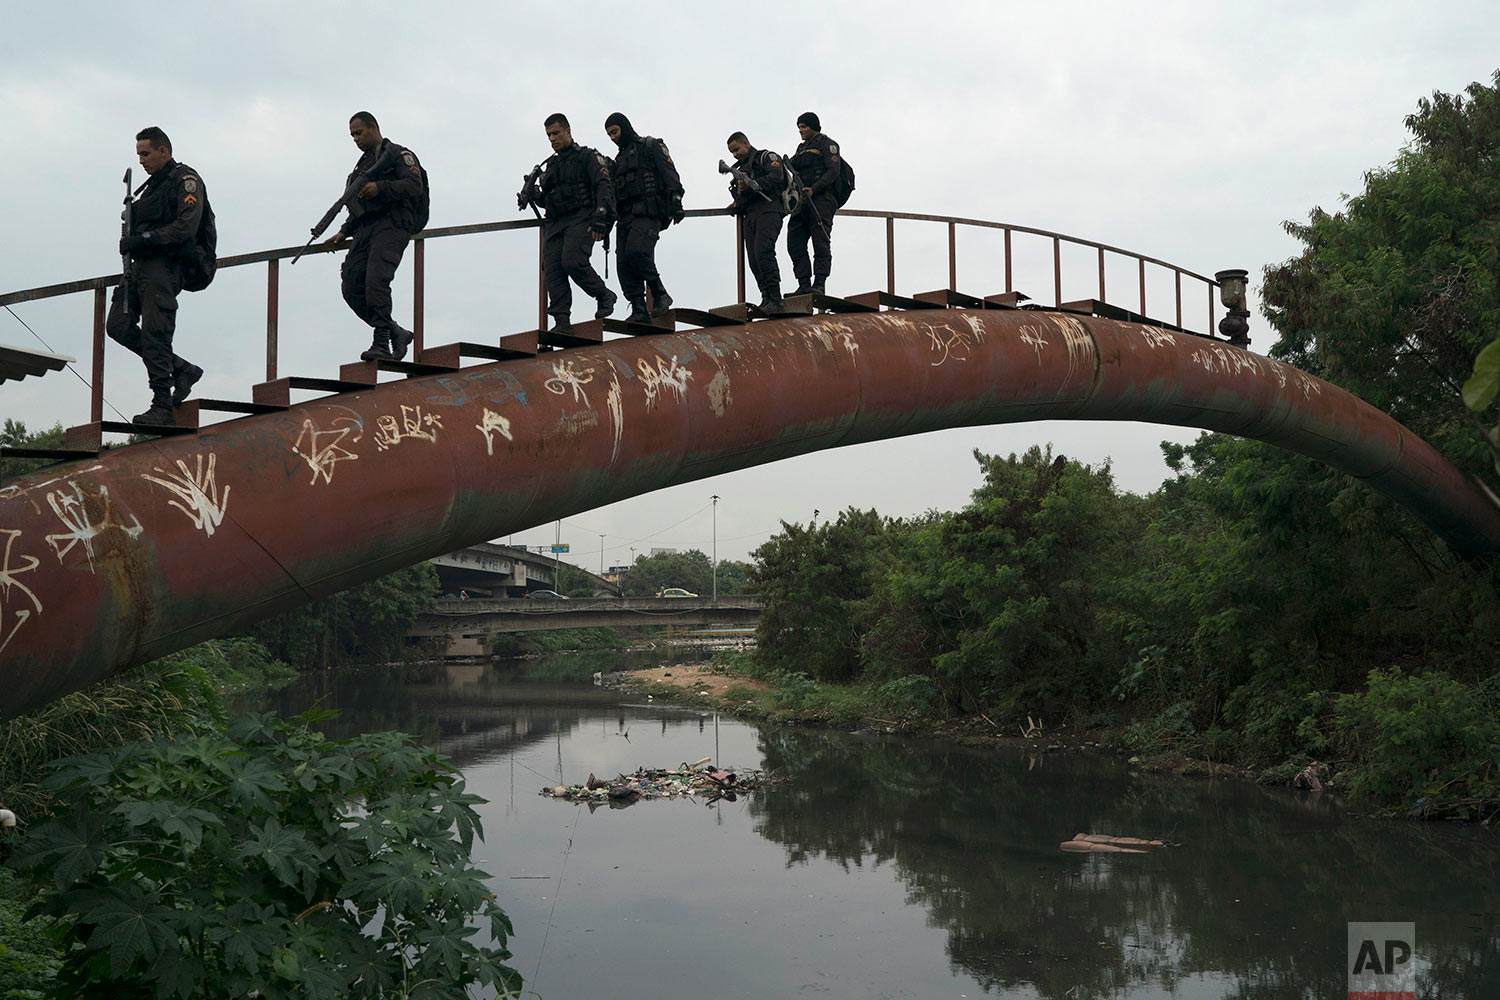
left=797, top=112, right=821, bottom=131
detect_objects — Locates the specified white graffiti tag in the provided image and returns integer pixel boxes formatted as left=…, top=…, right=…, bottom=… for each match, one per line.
left=374, top=405, right=443, bottom=451
left=0, top=529, right=42, bottom=655
left=1137, top=326, right=1176, bottom=350
left=44, top=481, right=144, bottom=570
left=1049, top=314, right=1094, bottom=384
left=141, top=453, right=231, bottom=538
left=606, top=369, right=625, bottom=462
left=292, top=417, right=363, bottom=485
left=636, top=355, right=692, bottom=408
left=1270, top=359, right=1323, bottom=399
left=1190, top=345, right=1263, bottom=378
left=544, top=360, right=596, bottom=405
left=923, top=321, right=983, bottom=366
left=1018, top=324, right=1049, bottom=364
left=476, top=409, right=514, bottom=456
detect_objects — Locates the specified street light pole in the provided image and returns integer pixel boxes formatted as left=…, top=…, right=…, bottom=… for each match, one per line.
left=711, top=494, right=719, bottom=604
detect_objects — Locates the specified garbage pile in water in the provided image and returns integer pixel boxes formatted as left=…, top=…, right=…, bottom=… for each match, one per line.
left=1059, top=833, right=1170, bottom=854
left=541, top=756, right=776, bottom=808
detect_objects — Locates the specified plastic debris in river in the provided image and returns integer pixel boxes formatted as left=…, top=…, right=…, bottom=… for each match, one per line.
left=1059, top=833, right=1168, bottom=854
left=541, top=757, right=777, bottom=809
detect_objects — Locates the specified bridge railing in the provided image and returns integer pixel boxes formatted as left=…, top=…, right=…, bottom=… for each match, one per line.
left=0, top=208, right=1221, bottom=427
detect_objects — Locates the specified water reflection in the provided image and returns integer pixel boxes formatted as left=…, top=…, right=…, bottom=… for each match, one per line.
left=752, top=729, right=1500, bottom=999
left=264, top=662, right=1500, bottom=999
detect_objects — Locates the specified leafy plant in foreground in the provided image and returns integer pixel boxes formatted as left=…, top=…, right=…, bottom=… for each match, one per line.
left=10, top=712, right=521, bottom=999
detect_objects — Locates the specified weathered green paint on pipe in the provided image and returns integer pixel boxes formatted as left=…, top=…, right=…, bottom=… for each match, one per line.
left=2, top=309, right=1496, bottom=718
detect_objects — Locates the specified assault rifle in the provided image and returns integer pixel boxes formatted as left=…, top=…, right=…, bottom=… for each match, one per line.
left=516, top=163, right=544, bottom=219
left=291, top=145, right=400, bottom=264
left=119, top=169, right=135, bottom=291
left=718, top=158, right=773, bottom=204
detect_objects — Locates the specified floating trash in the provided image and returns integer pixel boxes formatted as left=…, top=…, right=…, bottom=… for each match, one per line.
left=541, top=757, right=778, bottom=809
left=1059, top=833, right=1170, bottom=854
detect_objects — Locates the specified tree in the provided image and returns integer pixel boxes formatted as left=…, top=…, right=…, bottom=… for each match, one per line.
left=1262, top=70, right=1500, bottom=483
left=621, top=549, right=713, bottom=597
left=246, top=564, right=439, bottom=669
left=0, top=421, right=66, bottom=481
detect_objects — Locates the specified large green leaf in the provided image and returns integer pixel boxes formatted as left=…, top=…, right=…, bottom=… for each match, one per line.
left=1461, top=337, right=1500, bottom=411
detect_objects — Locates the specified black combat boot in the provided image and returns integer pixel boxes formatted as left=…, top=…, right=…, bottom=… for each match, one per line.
left=790, top=281, right=813, bottom=296
left=624, top=299, right=651, bottom=325
left=811, top=279, right=827, bottom=296
left=549, top=315, right=573, bottom=336
left=172, top=362, right=203, bottom=405
left=760, top=294, right=785, bottom=315
left=360, top=330, right=392, bottom=361
left=133, top=391, right=175, bottom=426
left=389, top=324, right=415, bottom=361
left=649, top=290, right=673, bottom=317
left=594, top=289, right=618, bottom=319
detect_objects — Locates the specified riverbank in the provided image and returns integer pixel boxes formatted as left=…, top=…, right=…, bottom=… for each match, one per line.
left=609, top=660, right=1425, bottom=809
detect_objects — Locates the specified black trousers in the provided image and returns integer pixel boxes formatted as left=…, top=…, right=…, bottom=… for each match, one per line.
left=543, top=213, right=609, bottom=318
left=741, top=205, right=784, bottom=301
left=106, top=256, right=188, bottom=398
left=787, top=193, right=836, bottom=285
left=616, top=212, right=667, bottom=304
left=341, top=220, right=409, bottom=332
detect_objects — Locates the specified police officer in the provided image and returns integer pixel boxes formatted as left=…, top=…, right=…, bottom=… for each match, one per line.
left=525, top=114, right=616, bottom=334
left=787, top=112, right=843, bottom=296
left=726, top=131, right=787, bottom=314
left=605, top=112, right=684, bottom=324
left=324, top=112, right=426, bottom=362
left=108, top=126, right=209, bottom=425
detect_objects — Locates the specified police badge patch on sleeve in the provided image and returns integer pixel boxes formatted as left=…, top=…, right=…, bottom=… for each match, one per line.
left=830, top=144, right=838, bottom=155
left=402, top=151, right=416, bottom=166
left=183, top=177, right=198, bottom=192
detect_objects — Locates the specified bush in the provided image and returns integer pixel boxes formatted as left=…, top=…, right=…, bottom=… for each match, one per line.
left=770, top=670, right=816, bottom=709
left=872, top=675, right=940, bottom=720
left=1333, top=666, right=1500, bottom=817
left=10, top=712, right=521, bottom=999
left=0, top=866, right=60, bottom=999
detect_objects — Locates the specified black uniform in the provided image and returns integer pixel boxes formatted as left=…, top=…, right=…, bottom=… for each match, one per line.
left=609, top=118, right=683, bottom=317
left=788, top=132, right=842, bottom=293
left=539, top=142, right=616, bottom=324
left=107, top=159, right=208, bottom=411
left=730, top=147, right=787, bottom=309
left=338, top=139, right=425, bottom=348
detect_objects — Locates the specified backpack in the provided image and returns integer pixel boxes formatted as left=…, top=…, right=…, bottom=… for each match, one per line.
left=401, top=147, right=431, bottom=234
left=180, top=199, right=217, bottom=292
left=833, top=155, right=856, bottom=208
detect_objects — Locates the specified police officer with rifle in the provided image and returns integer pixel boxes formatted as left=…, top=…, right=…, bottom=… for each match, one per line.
left=108, top=126, right=212, bottom=425
left=788, top=112, right=843, bottom=296
left=315, top=112, right=428, bottom=362
left=519, top=113, right=616, bottom=335
left=604, top=112, right=684, bottom=324
left=722, top=131, right=787, bottom=314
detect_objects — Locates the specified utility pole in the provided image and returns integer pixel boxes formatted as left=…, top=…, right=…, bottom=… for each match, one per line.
left=599, top=533, right=605, bottom=575
left=711, top=494, right=719, bottom=604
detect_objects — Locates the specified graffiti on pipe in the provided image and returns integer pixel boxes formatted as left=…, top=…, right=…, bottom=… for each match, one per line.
left=636, top=355, right=692, bottom=408
left=44, top=480, right=143, bottom=570
left=545, top=360, right=595, bottom=405
left=0, top=529, right=41, bottom=655
left=476, top=409, right=514, bottom=456
left=375, top=405, right=443, bottom=452
left=292, top=414, right=363, bottom=486
left=141, top=453, right=231, bottom=538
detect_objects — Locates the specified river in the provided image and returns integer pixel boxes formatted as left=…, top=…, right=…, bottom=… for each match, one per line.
left=262, top=657, right=1500, bottom=999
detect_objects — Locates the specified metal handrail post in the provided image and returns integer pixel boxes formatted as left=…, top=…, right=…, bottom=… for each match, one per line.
left=413, top=238, right=425, bottom=355
left=91, top=288, right=105, bottom=422
left=265, top=259, right=279, bottom=382
left=885, top=216, right=895, bottom=294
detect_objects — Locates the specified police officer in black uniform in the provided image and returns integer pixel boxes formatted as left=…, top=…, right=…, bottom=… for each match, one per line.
left=605, top=112, right=684, bottom=325
left=726, top=132, right=787, bottom=313
left=324, top=112, right=426, bottom=362
left=788, top=112, right=843, bottom=296
left=108, top=126, right=209, bottom=425
left=526, top=114, right=616, bottom=334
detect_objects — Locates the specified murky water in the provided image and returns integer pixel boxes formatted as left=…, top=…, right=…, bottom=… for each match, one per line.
left=263, top=659, right=1500, bottom=999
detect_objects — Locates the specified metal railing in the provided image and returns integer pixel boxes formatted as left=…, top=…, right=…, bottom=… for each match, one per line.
left=0, top=208, right=1220, bottom=426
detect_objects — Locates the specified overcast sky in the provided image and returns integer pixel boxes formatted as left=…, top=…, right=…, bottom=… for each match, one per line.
left=3, top=1, right=1497, bottom=570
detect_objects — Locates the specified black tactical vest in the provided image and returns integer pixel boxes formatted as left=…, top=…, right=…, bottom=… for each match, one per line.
left=542, top=145, right=593, bottom=216
left=613, top=138, right=661, bottom=214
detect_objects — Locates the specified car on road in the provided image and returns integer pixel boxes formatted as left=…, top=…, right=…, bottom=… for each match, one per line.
left=525, top=589, right=569, bottom=600
left=657, top=587, right=698, bottom=598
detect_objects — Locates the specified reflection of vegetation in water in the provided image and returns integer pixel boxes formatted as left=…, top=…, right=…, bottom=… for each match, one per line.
left=753, top=729, right=1500, bottom=1000
left=519, top=648, right=665, bottom=681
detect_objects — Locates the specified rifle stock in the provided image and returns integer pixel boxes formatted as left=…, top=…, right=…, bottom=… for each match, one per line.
left=120, top=169, right=134, bottom=290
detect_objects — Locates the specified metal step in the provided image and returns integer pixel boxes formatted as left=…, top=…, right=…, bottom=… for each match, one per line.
left=672, top=307, right=743, bottom=328
left=1059, top=298, right=1188, bottom=333
left=983, top=291, right=1032, bottom=309
left=174, top=399, right=287, bottom=424
left=602, top=316, right=675, bottom=336
left=338, top=357, right=458, bottom=383
left=64, top=420, right=196, bottom=451
left=252, top=375, right=376, bottom=407
left=1, top=445, right=99, bottom=461
left=844, top=291, right=944, bottom=311
left=418, top=339, right=539, bottom=367
left=537, top=320, right=604, bottom=349
left=914, top=289, right=988, bottom=309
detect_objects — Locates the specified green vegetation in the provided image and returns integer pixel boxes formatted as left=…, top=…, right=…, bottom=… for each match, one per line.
left=246, top=563, right=440, bottom=669
left=736, top=75, right=1500, bottom=819
left=10, top=712, right=519, bottom=999
left=621, top=548, right=753, bottom=597
left=0, top=421, right=66, bottom=482
left=0, top=866, right=60, bottom=1000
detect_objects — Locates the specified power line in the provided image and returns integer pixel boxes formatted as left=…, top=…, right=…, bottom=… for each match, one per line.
left=3, top=303, right=130, bottom=423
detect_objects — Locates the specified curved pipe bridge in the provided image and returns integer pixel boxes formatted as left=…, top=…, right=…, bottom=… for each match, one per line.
left=2, top=309, right=1497, bottom=717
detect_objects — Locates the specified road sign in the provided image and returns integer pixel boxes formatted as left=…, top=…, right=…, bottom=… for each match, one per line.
left=551, top=544, right=570, bottom=553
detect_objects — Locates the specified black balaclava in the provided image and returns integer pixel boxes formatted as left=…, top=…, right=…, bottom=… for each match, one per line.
left=605, top=112, right=639, bottom=144
left=797, top=111, right=821, bottom=132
